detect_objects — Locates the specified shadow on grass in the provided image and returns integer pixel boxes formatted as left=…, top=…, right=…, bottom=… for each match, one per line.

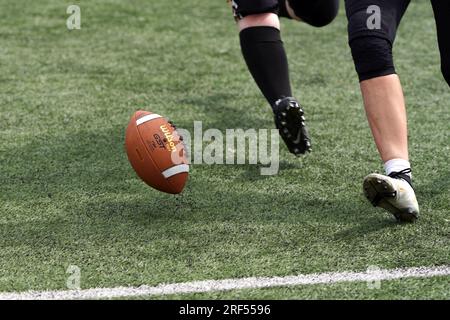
left=2, top=123, right=438, bottom=251
left=178, top=93, right=272, bottom=130
left=2, top=123, right=449, bottom=290
left=415, top=171, right=450, bottom=201
left=332, top=216, right=399, bottom=241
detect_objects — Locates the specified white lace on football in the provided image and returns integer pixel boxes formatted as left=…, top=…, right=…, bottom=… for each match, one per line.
left=162, top=164, right=189, bottom=178
left=136, top=114, right=162, bottom=126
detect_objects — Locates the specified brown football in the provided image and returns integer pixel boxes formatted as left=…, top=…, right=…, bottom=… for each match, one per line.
left=125, top=110, right=189, bottom=194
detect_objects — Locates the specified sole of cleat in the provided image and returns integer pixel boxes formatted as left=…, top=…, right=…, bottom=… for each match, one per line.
left=286, top=105, right=311, bottom=154
left=273, top=98, right=312, bottom=156
left=363, top=174, right=418, bottom=223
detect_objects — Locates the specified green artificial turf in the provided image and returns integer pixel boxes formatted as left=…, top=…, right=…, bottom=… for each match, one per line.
left=0, top=0, right=448, bottom=298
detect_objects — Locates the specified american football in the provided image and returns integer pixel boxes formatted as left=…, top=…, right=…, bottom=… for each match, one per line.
left=125, top=110, right=189, bottom=194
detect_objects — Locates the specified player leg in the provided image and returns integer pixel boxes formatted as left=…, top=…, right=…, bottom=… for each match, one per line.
left=345, top=0, right=419, bottom=222
left=431, top=0, right=450, bottom=87
left=231, top=0, right=311, bottom=155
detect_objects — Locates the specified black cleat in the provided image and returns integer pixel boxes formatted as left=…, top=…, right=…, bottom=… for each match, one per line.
left=273, top=97, right=311, bottom=156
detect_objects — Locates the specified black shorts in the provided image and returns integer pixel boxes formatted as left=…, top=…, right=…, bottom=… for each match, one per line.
left=345, top=0, right=450, bottom=84
left=229, top=0, right=279, bottom=20
left=230, top=0, right=339, bottom=27
left=345, top=0, right=410, bottom=44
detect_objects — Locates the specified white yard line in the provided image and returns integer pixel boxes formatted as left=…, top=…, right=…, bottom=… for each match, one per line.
left=0, top=265, right=449, bottom=300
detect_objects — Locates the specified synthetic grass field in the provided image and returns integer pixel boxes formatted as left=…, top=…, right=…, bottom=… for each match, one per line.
left=0, top=0, right=449, bottom=299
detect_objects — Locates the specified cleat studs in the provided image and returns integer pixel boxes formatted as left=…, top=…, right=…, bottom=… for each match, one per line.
left=281, top=112, right=287, bottom=117
left=281, top=121, right=287, bottom=126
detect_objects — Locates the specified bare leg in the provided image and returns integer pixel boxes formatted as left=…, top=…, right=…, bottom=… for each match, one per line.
left=360, top=74, right=409, bottom=163
left=237, top=12, right=280, bottom=31
left=360, top=74, right=419, bottom=221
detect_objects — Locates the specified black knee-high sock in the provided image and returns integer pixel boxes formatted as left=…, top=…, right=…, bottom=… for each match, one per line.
left=239, top=26, right=292, bottom=106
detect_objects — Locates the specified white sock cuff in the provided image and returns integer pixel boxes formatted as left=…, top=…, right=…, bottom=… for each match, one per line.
left=384, top=158, right=411, bottom=176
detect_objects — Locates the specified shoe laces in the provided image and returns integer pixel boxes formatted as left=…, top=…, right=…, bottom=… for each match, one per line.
left=388, top=168, right=411, bottom=178
left=388, top=168, right=412, bottom=187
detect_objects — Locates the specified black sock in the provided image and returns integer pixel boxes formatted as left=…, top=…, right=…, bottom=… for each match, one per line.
left=239, top=26, right=292, bottom=106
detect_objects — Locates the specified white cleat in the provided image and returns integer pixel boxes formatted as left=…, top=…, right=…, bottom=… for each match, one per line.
left=363, top=173, right=419, bottom=222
